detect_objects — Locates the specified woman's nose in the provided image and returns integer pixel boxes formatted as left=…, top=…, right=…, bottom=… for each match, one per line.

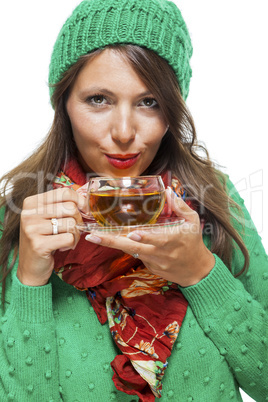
left=110, top=106, right=136, bottom=143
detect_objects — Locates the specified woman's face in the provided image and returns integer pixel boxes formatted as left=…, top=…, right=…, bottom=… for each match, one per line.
left=66, top=48, right=168, bottom=177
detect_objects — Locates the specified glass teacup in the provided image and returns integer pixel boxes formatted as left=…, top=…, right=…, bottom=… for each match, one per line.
left=86, top=175, right=166, bottom=227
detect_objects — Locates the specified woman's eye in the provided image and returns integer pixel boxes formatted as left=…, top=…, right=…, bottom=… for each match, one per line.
left=92, top=95, right=104, bottom=104
left=86, top=95, right=107, bottom=105
left=141, top=98, right=158, bottom=108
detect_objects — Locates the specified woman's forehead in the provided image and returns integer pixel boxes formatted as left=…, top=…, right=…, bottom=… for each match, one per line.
left=71, top=48, right=150, bottom=95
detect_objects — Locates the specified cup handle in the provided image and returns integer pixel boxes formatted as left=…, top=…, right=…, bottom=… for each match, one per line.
left=76, top=181, right=96, bottom=221
left=79, top=209, right=96, bottom=222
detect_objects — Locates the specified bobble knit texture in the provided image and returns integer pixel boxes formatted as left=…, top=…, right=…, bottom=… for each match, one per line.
left=48, top=0, right=193, bottom=102
left=0, top=176, right=268, bottom=401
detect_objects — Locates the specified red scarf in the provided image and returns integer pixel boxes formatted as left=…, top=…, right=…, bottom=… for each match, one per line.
left=53, top=159, right=188, bottom=401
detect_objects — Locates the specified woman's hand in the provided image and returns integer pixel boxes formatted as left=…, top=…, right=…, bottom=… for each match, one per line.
left=85, top=187, right=215, bottom=287
left=17, top=188, right=87, bottom=287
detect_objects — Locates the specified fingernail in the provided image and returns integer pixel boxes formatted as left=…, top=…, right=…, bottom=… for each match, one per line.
left=59, top=247, right=71, bottom=252
left=127, top=232, right=142, bottom=241
left=85, top=234, right=102, bottom=244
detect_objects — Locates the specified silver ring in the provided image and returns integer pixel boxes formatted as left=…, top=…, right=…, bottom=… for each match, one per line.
left=132, top=253, right=139, bottom=259
left=51, top=218, right=59, bottom=235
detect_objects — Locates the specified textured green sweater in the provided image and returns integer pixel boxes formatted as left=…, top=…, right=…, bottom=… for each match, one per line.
left=0, top=177, right=267, bottom=402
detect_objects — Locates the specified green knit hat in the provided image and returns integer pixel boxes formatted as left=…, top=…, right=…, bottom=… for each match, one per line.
left=48, top=0, right=193, bottom=102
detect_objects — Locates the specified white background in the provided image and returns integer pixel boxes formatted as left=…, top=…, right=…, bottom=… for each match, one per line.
left=0, top=2, right=267, bottom=401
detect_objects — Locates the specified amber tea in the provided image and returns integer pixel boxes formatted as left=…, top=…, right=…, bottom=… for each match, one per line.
left=86, top=176, right=165, bottom=227
left=89, top=190, right=165, bottom=226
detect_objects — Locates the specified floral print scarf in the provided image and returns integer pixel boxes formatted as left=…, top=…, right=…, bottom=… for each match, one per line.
left=53, top=159, right=189, bottom=401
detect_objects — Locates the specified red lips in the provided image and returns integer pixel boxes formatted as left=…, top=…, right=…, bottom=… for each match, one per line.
left=105, top=153, right=140, bottom=169
left=106, top=153, right=139, bottom=159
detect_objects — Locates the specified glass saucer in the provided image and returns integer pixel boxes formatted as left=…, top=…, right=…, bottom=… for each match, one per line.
left=76, top=216, right=185, bottom=236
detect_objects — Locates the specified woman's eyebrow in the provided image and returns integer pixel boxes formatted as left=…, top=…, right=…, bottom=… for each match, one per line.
left=78, top=87, right=114, bottom=97
left=78, top=87, right=153, bottom=98
left=139, top=91, right=155, bottom=98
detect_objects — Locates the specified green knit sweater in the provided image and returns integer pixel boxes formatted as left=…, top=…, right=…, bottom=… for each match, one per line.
left=0, top=176, right=267, bottom=402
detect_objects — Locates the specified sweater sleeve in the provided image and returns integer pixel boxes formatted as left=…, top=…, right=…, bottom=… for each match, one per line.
left=0, top=261, right=61, bottom=400
left=178, top=176, right=268, bottom=402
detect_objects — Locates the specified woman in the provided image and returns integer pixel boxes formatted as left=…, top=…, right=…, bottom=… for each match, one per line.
left=0, top=0, right=267, bottom=401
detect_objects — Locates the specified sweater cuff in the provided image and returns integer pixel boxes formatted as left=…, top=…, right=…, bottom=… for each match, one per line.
left=178, top=254, right=242, bottom=318
left=9, top=268, right=54, bottom=323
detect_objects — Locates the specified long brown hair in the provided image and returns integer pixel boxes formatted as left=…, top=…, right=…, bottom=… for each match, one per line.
left=0, top=44, right=249, bottom=301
